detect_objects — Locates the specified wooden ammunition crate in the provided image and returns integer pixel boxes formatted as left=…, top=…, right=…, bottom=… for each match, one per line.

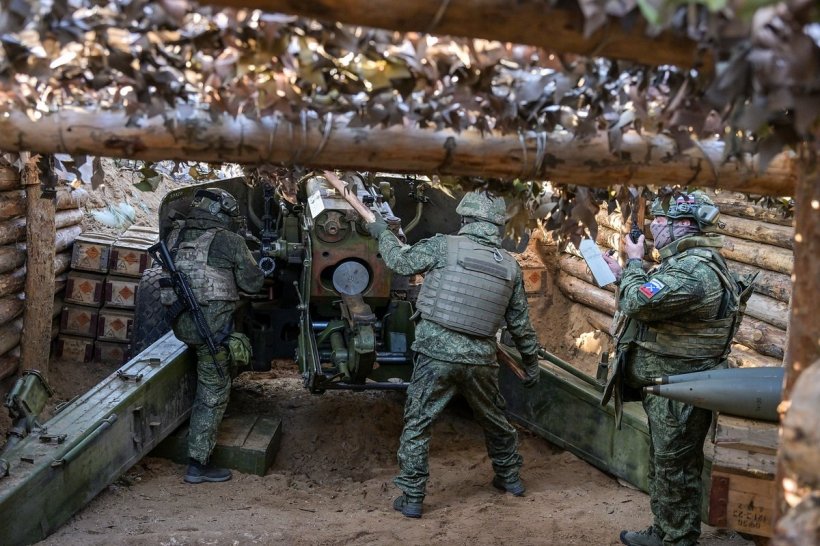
left=522, top=267, right=548, bottom=295
left=59, top=304, right=99, bottom=338
left=122, top=225, right=159, bottom=242
left=94, top=340, right=130, bottom=365
left=65, top=271, right=106, bottom=307
left=96, top=307, right=134, bottom=343
left=706, top=414, right=778, bottom=538
left=71, top=233, right=117, bottom=273
left=109, top=237, right=153, bottom=278
left=103, top=275, right=140, bottom=309
left=55, top=334, right=94, bottom=362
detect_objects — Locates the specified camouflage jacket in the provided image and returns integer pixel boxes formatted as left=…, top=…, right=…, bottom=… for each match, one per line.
left=377, top=221, right=539, bottom=365
left=169, top=210, right=264, bottom=345
left=617, top=235, right=729, bottom=386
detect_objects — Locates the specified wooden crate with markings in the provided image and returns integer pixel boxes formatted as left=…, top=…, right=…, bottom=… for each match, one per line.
left=707, top=414, right=779, bottom=538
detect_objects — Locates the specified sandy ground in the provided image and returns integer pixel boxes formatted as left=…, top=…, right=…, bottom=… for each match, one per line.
left=35, top=360, right=754, bottom=546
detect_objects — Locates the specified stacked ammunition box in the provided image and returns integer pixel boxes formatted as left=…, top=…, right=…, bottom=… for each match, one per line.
left=57, top=227, right=158, bottom=365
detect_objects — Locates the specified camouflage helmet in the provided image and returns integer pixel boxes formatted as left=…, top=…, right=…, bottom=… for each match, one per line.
left=455, top=191, right=507, bottom=226
left=191, top=187, right=240, bottom=224
left=649, top=190, right=720, bottom=231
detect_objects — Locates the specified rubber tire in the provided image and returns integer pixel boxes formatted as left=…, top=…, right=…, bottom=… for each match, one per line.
left=131, top=266, right=172, bottom=356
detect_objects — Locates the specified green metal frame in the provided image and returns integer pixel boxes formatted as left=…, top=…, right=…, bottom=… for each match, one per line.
left=499, top=353, right=651, bottom=492
left=0, top=333, right=194, bottom=546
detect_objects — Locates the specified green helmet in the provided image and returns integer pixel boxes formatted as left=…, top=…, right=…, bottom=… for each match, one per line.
left=191, top=187, right=240, bottom=224
left=455, top=191, right=507, bottom=226
left=649, top=190, right=721, bottom=231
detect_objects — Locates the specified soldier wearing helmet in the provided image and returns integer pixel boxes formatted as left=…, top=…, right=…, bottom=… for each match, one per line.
left=163, top=187, right=264, bottom=484
left=366, top=187, right=541, bottom=519
left=602, top=190, right=755, bottom=546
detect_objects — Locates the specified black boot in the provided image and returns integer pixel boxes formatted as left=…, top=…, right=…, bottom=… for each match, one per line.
left=392, top=495, right=423, bottom=518
left=620, top=525, right=664, bottom=546
left=184, top=458, right=232, bottom=484
left=492, top=475, right=526, bottom=496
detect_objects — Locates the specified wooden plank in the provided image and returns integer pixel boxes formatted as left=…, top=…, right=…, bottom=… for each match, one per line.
left=714, top=414, right=779, bottom=455
left=710, top=469, right=776, bottom=537
left=712, top=445, right=777, bottom=478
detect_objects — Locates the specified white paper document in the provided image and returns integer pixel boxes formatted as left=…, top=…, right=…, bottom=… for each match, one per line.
left=579, top=238, right=617, bottom=287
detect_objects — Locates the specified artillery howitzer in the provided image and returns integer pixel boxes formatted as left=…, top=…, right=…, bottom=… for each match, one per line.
left=132, top=171, right=447, bottom=393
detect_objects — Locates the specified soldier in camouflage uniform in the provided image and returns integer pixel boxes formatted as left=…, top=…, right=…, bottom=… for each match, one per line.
left=602, top=191, right=751, bottom=546
left=365, top=189, right=541, bottom=519
left=163, top=188, right=264, bottom=484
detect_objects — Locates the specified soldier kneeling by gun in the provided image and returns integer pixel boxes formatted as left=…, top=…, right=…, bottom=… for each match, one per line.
left=151, top=188, right=264, bottom=484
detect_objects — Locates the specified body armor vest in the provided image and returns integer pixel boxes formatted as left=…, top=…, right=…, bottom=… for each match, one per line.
left=632, top=246, right=755, bottom=360
left=415, top=235, right=516, bottom=337
left=160, top=227, right=239, bottom=307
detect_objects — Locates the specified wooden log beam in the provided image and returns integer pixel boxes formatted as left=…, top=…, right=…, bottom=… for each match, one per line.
left=559, top=254, right=616, bottom=293
left=704, top=190, right=794, bottom=227
left=0, top=164, right=20, bottom=191
left=0, top=347, right=20, bottom=381
left=0, top=209, right=83, bottom=246
left=0, top=293, right=64, bottom=357
left=205, top=0, right=708, bottom=70
left=727, top=343, right=782, bottom=369
left=718, top=214, right=794, bottom=250
left=0, top=251, right=71, bottom=299
left=0, top=294, right=24, bottom=325
left=721, top=235, right=794, bottom=275
left=54, top=187, right=91, bottom=211
left=0, top=189, right=26, bottom=218
left=726, top=259, right=792, bottom=304
left=0, top=226, right=82, bottom=277
left=746, top=293, right=790, bottom=331
left=557, top=271, right=617, bottom=315
left=0, top=244, right=25, bottom=275
left=0, top=110, right=798, bottom=196
left=736, top=316, right=787, bottom=361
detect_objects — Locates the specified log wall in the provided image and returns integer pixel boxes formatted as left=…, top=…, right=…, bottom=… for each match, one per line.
left=0, top=161, right=87, bottom=381
left=555, top=189, right=791, bottom=370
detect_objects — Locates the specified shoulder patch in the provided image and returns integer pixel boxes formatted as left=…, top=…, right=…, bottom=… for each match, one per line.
left=638, top=279, right=667, bottom=299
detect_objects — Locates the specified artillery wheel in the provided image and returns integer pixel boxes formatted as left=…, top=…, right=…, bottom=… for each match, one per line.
left=131, top=266, right=172, bottom=357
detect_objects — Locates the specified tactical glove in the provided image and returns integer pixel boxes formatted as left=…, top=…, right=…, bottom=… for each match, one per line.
left=521, top=353, right=540, bottom=388
left=365, top=211, right=388, bottom=239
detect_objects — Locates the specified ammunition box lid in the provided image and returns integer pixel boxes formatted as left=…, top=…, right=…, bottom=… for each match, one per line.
left=71, top=233, right=117, bottom=273
left=121, top=226, right=159, bottom=242
left=74, top=232, right=118, bottom=245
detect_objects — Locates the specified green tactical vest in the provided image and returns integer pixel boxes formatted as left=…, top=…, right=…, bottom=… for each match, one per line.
left=160, top=226, right=239, bottom=307
left=415, top=235, right=516, bottom=337
left=630, top=238, right=756, bottom=360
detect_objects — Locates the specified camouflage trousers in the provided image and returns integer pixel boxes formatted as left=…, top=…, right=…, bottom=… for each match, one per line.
left=643, top=393, right=712, bottom=546
left=187, top=343, right=232, bottom=464
left=394, top=355, right=523, bottom=502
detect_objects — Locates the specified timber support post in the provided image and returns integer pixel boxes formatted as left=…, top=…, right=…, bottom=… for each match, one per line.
left=19, top=154, right=56, bottom=378
left=774, top=157, right=820, bottom=543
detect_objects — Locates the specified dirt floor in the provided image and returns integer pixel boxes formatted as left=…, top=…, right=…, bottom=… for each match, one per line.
left=2, top=169, right=753, bottom=545
left=40, top=360, right=754, bottom=546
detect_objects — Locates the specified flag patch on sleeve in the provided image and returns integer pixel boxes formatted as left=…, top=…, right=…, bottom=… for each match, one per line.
left=638, top=279, right=666, bottom=299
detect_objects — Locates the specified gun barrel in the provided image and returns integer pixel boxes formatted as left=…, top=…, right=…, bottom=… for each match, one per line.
left=654, top=366, right=784, bottom=385
left=645, top=377, right=781, bottom=422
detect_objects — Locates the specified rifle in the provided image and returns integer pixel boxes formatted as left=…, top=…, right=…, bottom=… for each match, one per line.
left=148, top=240, right=225, bottom=380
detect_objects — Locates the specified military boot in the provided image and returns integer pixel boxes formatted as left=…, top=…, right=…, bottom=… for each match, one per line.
left=492, top=475, right=526, bottom=496
left=619, top=525, right=664, bottom=546
left=392, top=495, right=423, bottom=518
left=184, top=458, right=232, bottom=484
